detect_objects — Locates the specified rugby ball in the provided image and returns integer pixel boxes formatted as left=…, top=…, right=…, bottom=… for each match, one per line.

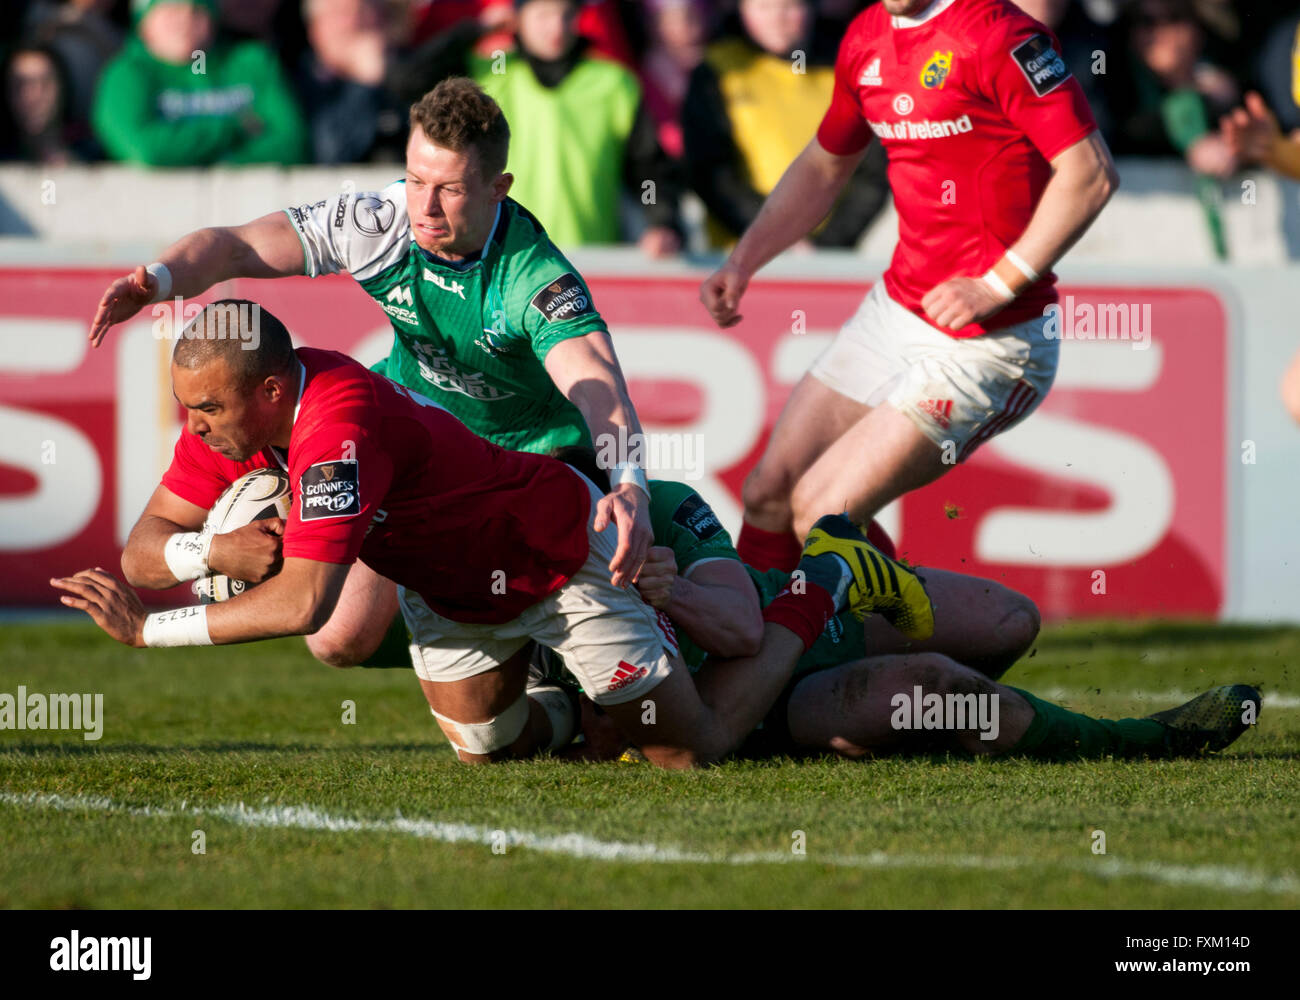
left=193, top=468, right=292, bottom=603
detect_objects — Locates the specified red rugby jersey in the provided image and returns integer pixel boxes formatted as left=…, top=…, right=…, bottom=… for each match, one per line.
left=816, top=0, right=1097, bottom=337
left=161, top=348, right=592, bottom=624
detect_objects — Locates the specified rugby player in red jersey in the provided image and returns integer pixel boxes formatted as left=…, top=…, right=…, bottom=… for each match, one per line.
left=51, top=301, right=933, bottom=769
left=700, top=0, right=1119, bottom=572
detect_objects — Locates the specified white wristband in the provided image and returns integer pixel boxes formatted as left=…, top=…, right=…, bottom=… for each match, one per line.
left=142, top=605, right=212, bottom=648
left=612, top=461, right=650, bottom=498
left=163, top=529, right=213, bottom=582
left=1004, top=249, right=1040, bottom=283
left=980, top=269, right=1015, bottom=303
left=145, top=261, right=173, bottom=303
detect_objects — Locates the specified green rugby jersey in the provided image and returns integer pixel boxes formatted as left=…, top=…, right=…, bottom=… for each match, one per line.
left=648, top=480, right=864, bottom=677
left=647, top=479, right=745, bottom=671
left=286, top=182, right=604, bottom=453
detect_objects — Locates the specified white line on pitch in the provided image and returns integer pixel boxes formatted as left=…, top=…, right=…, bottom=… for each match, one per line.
left=3, top=791, right=1297, bottom=897
left=1034, top=688, right=1300, bottom=709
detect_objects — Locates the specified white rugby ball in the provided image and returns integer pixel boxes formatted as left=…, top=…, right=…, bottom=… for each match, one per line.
left=193, top=468, right=292, bottom=603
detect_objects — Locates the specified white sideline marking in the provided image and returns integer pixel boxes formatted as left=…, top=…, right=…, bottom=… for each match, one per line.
left=3, top=791, right=1297, bottom=897
left=1036, top=688, right=1300, bottom=710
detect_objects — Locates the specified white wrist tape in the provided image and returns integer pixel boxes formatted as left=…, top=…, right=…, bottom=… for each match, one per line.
left=612, top=461, right=650, bottom=498
left=1004, top=249, right=1040, bottom=283
left=163, top=529, right=213, bottom=582
left=145, top=261, right=173, bottom=303
left=142, top=605, right=212, bottom=648
left=980, top=269, right=1016, bottom=303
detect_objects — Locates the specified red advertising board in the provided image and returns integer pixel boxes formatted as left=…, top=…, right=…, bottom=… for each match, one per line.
left=0, top=268, right=1225, bottom=618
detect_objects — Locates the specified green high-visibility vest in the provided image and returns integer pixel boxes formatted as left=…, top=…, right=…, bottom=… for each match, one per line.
left=472, top=52, right=641, bottom=247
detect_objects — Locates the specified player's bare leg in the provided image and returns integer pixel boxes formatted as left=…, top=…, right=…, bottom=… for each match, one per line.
left=786, top=655, right=1259, bottom=760
left=786, top=653, right=1034, bottom=757
left=789, top=400, right=948, bottom=540
left=740, top=374, right=867, bottom=566
left=861, top=568, right=1040, bottom=679
left=304, top=561, right=399, bottom=667
left=417, top=644, right=558, bottom=763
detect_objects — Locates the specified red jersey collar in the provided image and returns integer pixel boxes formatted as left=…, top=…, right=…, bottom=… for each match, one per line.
left=891, top=0, right=957, bottom=29
left=268, top=358, right=308, bottom=472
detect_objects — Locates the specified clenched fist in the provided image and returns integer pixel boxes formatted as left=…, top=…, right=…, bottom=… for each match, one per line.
left=633, top=545, right=679, bottom=609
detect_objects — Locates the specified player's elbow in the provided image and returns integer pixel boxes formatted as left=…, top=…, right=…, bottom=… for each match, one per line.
left=120, top=545, right=163, bottom=590
left=1088, top=145, right=1121, bottom=208
left=1099, top=158, right=1120, bottom=201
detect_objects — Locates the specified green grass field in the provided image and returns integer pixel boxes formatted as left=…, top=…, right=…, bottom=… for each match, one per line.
left=1, top=619, right=1297, bottom=909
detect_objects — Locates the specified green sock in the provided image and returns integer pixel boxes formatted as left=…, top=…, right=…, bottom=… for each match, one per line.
left=1008, top=687, right=1169, bottom=760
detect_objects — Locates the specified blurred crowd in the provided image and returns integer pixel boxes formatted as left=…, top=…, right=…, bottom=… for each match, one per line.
left=2, top=0, right=1298, bottom=253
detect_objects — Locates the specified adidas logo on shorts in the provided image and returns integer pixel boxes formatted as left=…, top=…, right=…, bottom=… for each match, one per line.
left=919, top=397, right=954, bottom=429
left=609, top=660, right=648, bottom=693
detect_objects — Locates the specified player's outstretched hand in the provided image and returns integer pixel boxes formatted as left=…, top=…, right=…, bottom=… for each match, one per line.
left=921, top=275, right=1007, bottom=331
left=699, top=262, right=749, bottom=328
left=51, top=568, right=147, bottom=647
left=208, top=519, right=285, bottom=584
left=594, top=484, right=651, bottom=588
left=90, top=265, right=158, bottom=347
left=633, top=546, right=678, bottom=609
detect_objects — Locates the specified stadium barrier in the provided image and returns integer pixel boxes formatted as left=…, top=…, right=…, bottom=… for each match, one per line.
left=1, top=245, right=1297, bottom=623
left=1, top=160, right=1299, bottom=263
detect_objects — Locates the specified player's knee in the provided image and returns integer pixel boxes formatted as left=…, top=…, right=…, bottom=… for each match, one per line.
left=642, top=739, right=723, bottom=770
left=453, top=748, right=496, bottom=765
left=788, top=478, right=822, bottom=536
left=741, top=463, right=793, bottom=519
left=305, top=632, right=362, bottom=669
left=978, top=590, right=1040, bottom=678
left=640, top=745, right=700, bottom=769
left=1001, top=591, right=1040, bottom=660
left=434, top=696, right=531, bottom=762
left=635, top=723, right=729, bottom=769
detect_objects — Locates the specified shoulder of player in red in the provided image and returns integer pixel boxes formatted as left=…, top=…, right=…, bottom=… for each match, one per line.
left=160, top=348, right=594, bottom=623
left=818, top=0, right=1095, bottom=158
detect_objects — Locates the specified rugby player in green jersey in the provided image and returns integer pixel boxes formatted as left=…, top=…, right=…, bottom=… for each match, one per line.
left=552, top=448, right=1261, bottom=762
left=88, top=77, right=655, bottom=668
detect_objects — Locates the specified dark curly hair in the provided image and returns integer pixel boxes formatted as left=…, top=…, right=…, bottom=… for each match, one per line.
left=408, top=76, right=510, bottom=178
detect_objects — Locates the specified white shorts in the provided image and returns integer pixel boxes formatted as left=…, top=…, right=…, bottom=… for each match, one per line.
left=398, top=476, right=677, bottom=706
left=808, top=282, right=1059, bottom=461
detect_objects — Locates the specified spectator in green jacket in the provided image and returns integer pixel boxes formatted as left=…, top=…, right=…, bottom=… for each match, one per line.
left=92, top=0, right=307, bottom=167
